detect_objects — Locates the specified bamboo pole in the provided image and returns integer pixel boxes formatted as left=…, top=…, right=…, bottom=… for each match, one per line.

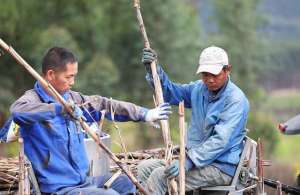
left=98, top=109, right=106, bottom=131
left=0, top=39, right=149, bottom=195
left=24, top=163, right=30, bottom=195
left=18, top=137, right=30, bottom=195
left=18, top=138, right=25, bottom=195
left=104, top=170, right=122, bottom=189
left=178, top=102, right=186, bottom=195
left=133, top=1, right=177, bottom=194
left=276, top=180, right=283, bottom=195
left=257, top=138, right=265, bottom=195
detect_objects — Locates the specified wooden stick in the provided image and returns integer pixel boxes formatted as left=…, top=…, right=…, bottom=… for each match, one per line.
left=257, top=138, right=264, bottom=194
left=133, top=1, right=177, bottom=194
left=104, top=170, right=122, bottom=189
left=24, top=164, right=30, bottom=195
left=98, top=109, right=106, bottom=131
left=0, top=174, right=14, bottom=183
left=0, top=171, right=18, bottom=181
left=0, top=39, right=149, bottom=195
left=110, top=98, right=130, bottom=159
left=18, top=138, right=25, bottom=195
left=17, top=139, right=30, bottom=195
left=178, top=102, right=186, bottom=195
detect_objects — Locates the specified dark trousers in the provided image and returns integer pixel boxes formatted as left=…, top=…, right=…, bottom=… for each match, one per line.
left=42, top=174, right=136, bottom=195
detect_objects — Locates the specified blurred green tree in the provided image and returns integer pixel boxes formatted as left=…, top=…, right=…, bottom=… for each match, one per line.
left=77, top=54, right=119, bottom=97
left=210, top=0, right=262, bottom=98
left=247, top=111, right=279, bottom=158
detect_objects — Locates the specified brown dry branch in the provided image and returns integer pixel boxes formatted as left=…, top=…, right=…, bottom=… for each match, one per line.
left=178, top=102, right=186, bottom=195
left=111, top=146, right=180, bottom=176
left=0, top=157, right=20, bottom=191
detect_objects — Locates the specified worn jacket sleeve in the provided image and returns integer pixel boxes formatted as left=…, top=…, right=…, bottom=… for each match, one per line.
left=10, top=90, right=63, bottom=125
left=187, top=97, right=249, bottom=167
left=145, top=65, right=195, bottom=108
left=71, top=92, right=148, bottom=122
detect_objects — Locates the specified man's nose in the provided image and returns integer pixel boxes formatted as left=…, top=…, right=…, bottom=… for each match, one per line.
left=206, top=76, right=215, bottom=83
left=69, top=78, right=75, bottom=86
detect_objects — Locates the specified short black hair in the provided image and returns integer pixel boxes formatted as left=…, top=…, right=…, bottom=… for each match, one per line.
left=42, top=47, right=77, bottom=75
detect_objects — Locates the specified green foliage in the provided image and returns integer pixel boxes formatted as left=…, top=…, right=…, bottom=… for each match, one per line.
left=275, top=135, right=300, bottom=162
left=264, top=90, right=300, bottom=111
left=102, top=0, right=202, bottom=103
left=256, top=90, right=300, bottom=161
left=33, top=26, right=83, bottom=72
left=247, top=111, right=279, bottom=157
left=77, top=54, right=119, bottom=97
left=0, top=78, right=15, bottom=112
left=140, top=0, right=202, bottom=81
left=210, top=0, right=263, bottom=99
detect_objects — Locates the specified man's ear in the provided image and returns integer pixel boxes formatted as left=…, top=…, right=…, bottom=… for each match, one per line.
left=226, top=64, right=232, bottom=73
left=45, top=70, right=56, bottom=81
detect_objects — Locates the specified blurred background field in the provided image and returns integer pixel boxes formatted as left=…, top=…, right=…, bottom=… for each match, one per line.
left=0, top=0, right=300, bottom=190
left=263, top=90, right=300, bottom=162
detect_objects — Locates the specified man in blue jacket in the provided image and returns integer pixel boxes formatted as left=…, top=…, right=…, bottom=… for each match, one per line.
left=10, top=47, right=172, bottom=195
left=137, top=46, right=249, bottom=194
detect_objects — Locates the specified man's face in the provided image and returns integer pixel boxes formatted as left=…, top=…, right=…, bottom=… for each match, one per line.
left=46, top=62, right=78, bottom=94
left=201, top=66, right=231, bottom=92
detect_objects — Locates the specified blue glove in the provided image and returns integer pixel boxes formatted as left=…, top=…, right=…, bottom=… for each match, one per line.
left=145, top=103, right=172, bottom=122
left=70, top=104, right=86, bottom=121
left=142, top=48, right=157, bottom=74
left=164, top=157, right=194, bottom=179
left=164, top=160, right=179, bottom=179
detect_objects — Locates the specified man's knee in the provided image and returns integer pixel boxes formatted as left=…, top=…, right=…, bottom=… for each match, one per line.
left=136, top=159, right=149, bottom=175
left=111, top=174, right=136, bottom=194
left=146, top=167, right=168, bottom=194
left=137, top=159, right=158, bottom=170
left=150, top=167, right=165, bottom=180
left=147, top=166, right=167, bottom=188
left=118, top=174, right=134, bottom=187
left=95, top=188, right=120, bottom=195
left=137, top=159, right=163, bottom=182
left=137, top=159, right=165, bottom=174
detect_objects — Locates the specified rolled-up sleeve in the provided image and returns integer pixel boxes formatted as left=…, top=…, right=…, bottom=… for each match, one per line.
left=146, top=65, right=195, bottom=108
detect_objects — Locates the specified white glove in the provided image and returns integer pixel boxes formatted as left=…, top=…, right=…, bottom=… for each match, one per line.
left=145, top=103, right=172, bottom=122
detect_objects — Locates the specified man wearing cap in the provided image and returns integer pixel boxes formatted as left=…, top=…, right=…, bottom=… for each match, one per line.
left=137, top=46, right=249, bottom=194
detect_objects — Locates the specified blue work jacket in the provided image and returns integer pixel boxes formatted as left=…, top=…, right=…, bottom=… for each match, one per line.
left=10, top=82, right=147, bottom=193
left=146, top=66, right=249, bottom=176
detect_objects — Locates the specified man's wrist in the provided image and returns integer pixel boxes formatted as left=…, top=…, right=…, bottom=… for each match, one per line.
left=54, top=103, right=64, bottom=115
left=140, top=108, right=149, bottom=122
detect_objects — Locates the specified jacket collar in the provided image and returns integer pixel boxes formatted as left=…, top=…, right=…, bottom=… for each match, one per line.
left=34, top=81, right=70, bottom=103
left=203, top=77, right=230, bottom=102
